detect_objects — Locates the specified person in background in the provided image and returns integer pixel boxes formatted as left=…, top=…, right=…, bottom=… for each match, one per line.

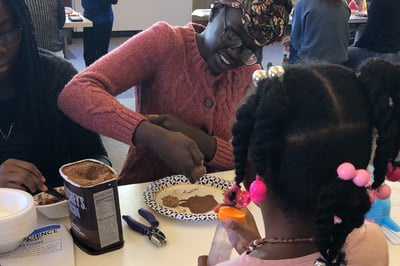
left=81, top=0, right=118, bottom=66
left=289, top=0, right=350, bottom=64
left=199, top=59, right=394, bottom=265
left=345, top=0, right=400, bottom=69
left=57, top=0, right=292, bottom=184
left=0, top=0, right=111, bottom=193
left=25, top=0, right=65, bottom=57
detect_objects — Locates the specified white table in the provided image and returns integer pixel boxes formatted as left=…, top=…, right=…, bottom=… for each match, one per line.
left=63, top=13, right=93, bottom=59
left=38, top=170, right=400, bottom=266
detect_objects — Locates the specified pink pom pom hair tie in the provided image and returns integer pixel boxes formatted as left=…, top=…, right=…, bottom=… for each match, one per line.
left=337, top=162, right=391, bottom=203
left=224, top=174, right=267, bottom=207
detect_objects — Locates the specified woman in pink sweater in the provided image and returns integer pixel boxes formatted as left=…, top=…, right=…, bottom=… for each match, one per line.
left=57, top=0, right=292, bottom=184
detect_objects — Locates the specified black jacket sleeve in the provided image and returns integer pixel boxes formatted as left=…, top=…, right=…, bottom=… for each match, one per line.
left=40, top=49, right=112, bottom=167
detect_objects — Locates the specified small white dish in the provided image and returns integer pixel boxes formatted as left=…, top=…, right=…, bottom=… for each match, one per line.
left=34, top=186, right=69, bottom=219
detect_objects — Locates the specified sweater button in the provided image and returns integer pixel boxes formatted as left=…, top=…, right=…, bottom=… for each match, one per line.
left=204, top=98, right=214, bottom=108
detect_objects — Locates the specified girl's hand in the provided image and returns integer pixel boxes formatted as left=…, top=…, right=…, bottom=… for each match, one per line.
left=224, top=207, right=261, bottom=254
left=0, top=159, right=47, bottom=193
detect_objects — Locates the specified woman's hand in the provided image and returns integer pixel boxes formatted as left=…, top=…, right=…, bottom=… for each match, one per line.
left=0, top=159, right=47, bottom=193
left=224, top=207, right=261, bottom=254
left=146, top=114, right=216, bottom=162
left=134, top=121, right=206, bottom=183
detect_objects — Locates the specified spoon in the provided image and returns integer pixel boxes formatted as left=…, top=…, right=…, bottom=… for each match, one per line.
left=44, top=184, right=67, bottom=201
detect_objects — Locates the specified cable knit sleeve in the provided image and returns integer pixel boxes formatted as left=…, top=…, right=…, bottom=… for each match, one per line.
left=57, top=22, right=178, bottom=145
left=208, top=136, right=234, bottom=170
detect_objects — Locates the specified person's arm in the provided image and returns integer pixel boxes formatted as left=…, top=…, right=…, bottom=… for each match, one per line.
left=288, top=0, right=304, bottom=51
left=146, top=114, right=236, bottom=171
left=197, top=207, right=260, bottom=265
left=57, top=23, right=208, bottom=181
left=147, top=114, right=216, bottom=162
left=57, top=22, right=175, bottom=146
left=0, top=159, right=47, bottom=193
left=40, top=49, right=111, bottom=166
left=355, top=0, right=382, bottom=47
left=224, top=207, right=261, bottom=254
left=57, top=0, right=65, bottom=29
left=133, top=120, right=206, bottom=182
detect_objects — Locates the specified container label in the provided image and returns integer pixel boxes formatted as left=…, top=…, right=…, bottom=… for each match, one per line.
left=93, top=188, right=120, bottom=247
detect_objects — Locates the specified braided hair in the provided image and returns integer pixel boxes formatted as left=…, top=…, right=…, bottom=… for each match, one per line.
left=4, top=0, right=54, bottom=150
left=231, top=59, right=400, bottom=265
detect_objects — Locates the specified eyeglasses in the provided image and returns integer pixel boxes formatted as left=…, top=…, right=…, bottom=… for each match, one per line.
left=221, top=6, right=261, bottom=66
left=0, top=27, right=22, bottom=48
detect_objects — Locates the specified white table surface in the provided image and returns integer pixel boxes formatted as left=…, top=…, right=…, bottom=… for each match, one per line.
left=38, top=170, right=400, bottom=266
left=64, top=14, right=93, bottom=29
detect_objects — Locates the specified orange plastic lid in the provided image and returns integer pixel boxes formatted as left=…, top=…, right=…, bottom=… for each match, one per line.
left=217, top=206, right=245, bottom=223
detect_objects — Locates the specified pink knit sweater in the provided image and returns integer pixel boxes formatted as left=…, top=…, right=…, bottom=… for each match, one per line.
left=58, top=22, right=260, bottom=183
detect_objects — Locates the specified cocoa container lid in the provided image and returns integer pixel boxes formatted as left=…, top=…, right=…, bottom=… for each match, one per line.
left=59, top=159, right=118, bottom=187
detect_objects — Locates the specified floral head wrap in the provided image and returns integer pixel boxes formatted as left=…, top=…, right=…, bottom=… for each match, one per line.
left=213, top=0, right=292, bottom=46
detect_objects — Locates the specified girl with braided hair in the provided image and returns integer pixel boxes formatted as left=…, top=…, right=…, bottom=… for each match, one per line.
left=199, top=58, right=395, bottom=265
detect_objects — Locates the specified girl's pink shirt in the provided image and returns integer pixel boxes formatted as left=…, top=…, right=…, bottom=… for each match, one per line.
left=216, top=221, right=388, bottom=266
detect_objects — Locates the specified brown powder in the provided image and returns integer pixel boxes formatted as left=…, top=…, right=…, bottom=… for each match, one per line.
left=35, top=187, right=66, bottom=205
left=161, top=195, right=180, bottom=207
left=179, top=195, right=218, bottom=214
left=62, top=161, right=116, bottom=186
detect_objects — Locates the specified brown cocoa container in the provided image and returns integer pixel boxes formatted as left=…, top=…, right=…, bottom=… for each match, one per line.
left=59, top=159, right=124, bottom=254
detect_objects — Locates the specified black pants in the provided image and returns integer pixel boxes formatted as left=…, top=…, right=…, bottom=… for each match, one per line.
left=83, top=22, right=113, bottom=66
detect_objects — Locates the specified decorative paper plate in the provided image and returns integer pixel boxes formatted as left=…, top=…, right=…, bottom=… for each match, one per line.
left=143, top=175, right=233, bottom=221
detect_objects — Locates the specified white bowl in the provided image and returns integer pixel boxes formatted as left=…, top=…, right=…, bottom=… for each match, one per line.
left=0, top=188, right=37, bottom=253
left=34, top=186, right=69, bottom=219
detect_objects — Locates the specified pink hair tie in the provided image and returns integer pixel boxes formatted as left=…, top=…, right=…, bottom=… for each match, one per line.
left=375, top=184, right=391, bottom=200
left=249, top=175, right=267, bottom=203
left=386, top=161, right=400, bottom=182
left=337, top=162, right=369, bottom=187
left=224, top=174, right=268, bottom=207
left=337, top=162, right=392, bottom=203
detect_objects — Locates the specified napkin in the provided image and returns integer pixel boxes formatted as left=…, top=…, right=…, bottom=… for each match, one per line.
left=0, top=224, right=75, bottom=266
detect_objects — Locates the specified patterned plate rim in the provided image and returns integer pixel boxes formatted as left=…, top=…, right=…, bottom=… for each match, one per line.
left=143, top=174, right=233, bottom=221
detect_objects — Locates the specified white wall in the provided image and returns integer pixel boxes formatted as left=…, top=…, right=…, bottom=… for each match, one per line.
left=73, top=0, right=192, bottom=31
